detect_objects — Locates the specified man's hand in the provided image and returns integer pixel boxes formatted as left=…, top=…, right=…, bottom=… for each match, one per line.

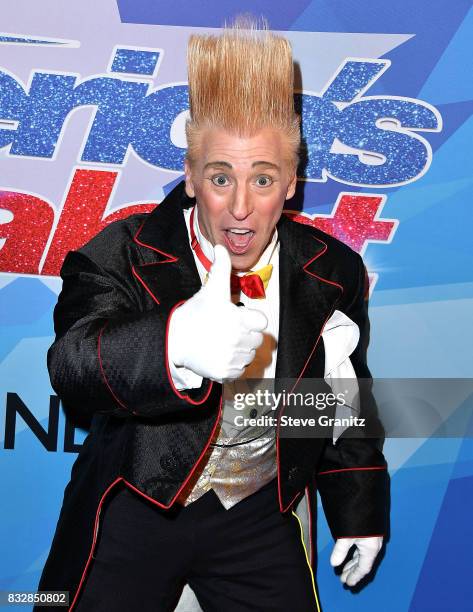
left=330, top=537, right=383, bottom=587
left=168, top=244, right=268, bottom=383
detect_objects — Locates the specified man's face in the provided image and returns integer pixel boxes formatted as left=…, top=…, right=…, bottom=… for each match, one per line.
left=184, top=127, right=297, bottom=271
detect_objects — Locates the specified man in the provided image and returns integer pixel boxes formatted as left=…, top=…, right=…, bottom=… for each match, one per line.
left=36, top=22, right=388, bottom=612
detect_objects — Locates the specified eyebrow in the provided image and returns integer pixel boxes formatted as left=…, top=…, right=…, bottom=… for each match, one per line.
left=203, top=161, right=233, bottom=170
left=203, top=160, right=281, bottom=171
left=252, top=161, right=281, bottom=171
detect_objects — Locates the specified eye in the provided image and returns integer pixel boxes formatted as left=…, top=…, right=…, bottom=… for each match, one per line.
left=211, top=174, right=231, bottom=187
left=255, top=175, right=273, bottom=187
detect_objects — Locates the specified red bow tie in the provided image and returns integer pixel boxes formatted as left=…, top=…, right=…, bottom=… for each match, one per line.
left=230, top=273, right=266, bottom=299
left=190, top=207, right=269, bottom=299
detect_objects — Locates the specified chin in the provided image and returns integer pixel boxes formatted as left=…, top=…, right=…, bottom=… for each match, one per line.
left=230, top=253, right=259, bottom=272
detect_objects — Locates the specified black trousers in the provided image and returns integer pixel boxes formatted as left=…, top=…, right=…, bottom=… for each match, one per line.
left=75, top=478, right=320, bottom=611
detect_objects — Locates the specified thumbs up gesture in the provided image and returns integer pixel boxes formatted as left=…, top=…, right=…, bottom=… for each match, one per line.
left=168, top=245, right=268, bottom=383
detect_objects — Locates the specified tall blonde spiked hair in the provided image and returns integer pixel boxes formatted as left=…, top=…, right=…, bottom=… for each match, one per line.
left=185, top=16, right=300, bottom=167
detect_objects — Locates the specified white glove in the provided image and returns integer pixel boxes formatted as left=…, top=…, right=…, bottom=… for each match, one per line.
left=330, top=536, right=383, bottom=586
left=168, top=244, right=268, bottom=383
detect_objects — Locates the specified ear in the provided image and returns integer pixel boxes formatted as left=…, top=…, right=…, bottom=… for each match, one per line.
left=184, top=159, right=196, bottom=198
left=285, top=171, right=298, bottom=201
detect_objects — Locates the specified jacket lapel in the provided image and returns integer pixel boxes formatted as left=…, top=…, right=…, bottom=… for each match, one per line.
left=132, top=182, right=202, bottom=307
left=275, top=214, right=343, bottom=383
left=275, top=215, right=344, bottom=511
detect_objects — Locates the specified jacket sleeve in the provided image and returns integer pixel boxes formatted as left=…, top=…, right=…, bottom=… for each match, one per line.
left=316, top=253, right=389, bottom=539
left=47, top=249, right=215, bottom=423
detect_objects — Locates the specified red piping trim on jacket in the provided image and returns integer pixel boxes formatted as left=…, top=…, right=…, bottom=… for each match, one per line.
left=133, top=219, right=178, bottom=262
left=97, top=323, right=129, bottom=412
left=148, top=395, right=223, bottom=505
left=69, top=476, right=123, bottom=610
left=276, top=235, right=344, bottom=513
left=69, top=395, right=223, bottom=609
left=317, top=466, right=387, bottom=476
left=164, top=300, right=214, bottom=405
left=132, top=265, right=160, bottom=305
left=132, top=217, right=182, bottom=304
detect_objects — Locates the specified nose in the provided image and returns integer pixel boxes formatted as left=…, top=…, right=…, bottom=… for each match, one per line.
left=228, top=182, right=253, bottom=221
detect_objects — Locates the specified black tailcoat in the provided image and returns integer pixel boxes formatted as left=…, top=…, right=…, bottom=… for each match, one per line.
left=36, top=181, right=388, bottom=610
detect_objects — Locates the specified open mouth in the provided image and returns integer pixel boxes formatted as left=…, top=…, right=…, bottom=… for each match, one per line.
left=223, top=228, right=256, bottom=254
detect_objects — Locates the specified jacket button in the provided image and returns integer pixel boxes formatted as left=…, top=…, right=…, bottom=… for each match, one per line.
left=160, top=454, right=178, bottom=472
left=249, top=408, right=258, bottom=418
left=288, top=467, right=299, bottom=481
